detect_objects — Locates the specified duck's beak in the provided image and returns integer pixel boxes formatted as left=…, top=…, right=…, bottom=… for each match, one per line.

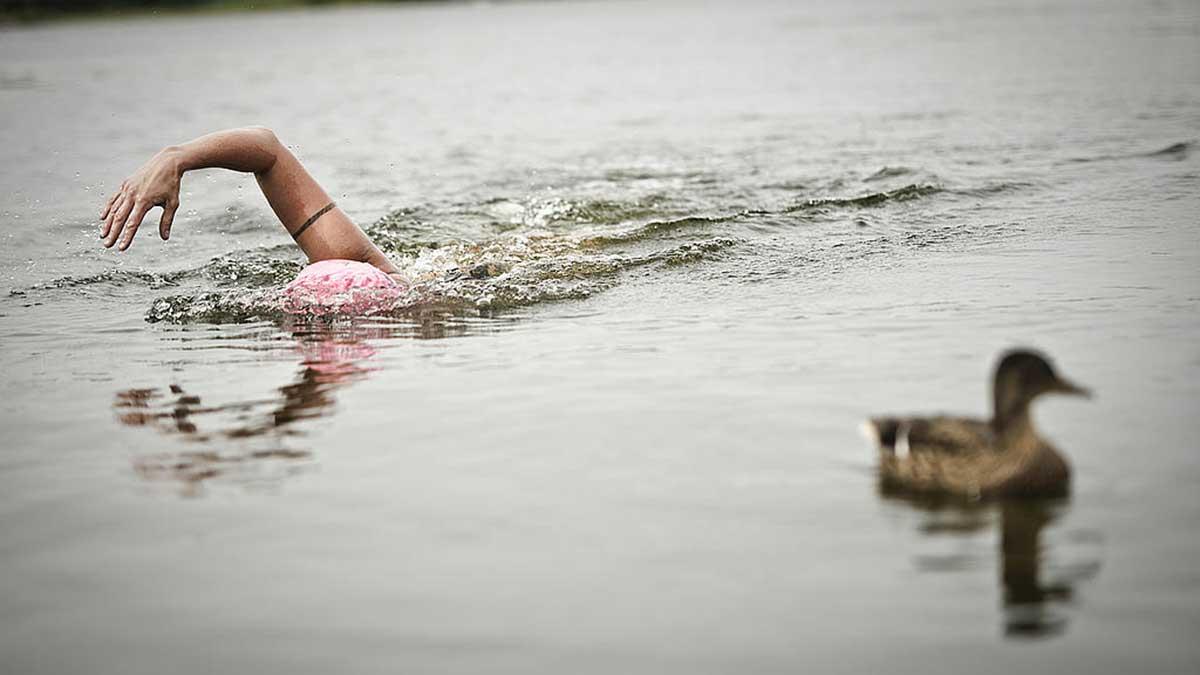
left=1053, top=376, right=1092, bottom=398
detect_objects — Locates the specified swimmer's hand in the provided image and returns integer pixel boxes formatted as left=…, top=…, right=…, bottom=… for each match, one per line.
left=100, top=147, right=182, bottom=250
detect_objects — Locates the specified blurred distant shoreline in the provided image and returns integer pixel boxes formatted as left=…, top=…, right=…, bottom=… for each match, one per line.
left=0, top=0, right=435, bottom=24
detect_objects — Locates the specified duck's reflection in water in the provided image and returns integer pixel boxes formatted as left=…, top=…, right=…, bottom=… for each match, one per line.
left=998, top=500, right=1085, bottom=637
left=884, top=492, right=1102, bottom=640
left=115, top=309, right=495, bottom=496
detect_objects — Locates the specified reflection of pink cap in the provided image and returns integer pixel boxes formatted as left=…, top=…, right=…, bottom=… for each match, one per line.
left=283, top=260, right=403, bottom=315
left=296, top=338, right=377, bottom=377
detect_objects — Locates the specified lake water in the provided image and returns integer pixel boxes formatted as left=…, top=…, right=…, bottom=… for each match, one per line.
left=1, top=0, right=1198, bottom=672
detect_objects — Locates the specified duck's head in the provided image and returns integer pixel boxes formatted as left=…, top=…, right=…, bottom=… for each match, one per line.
left=992, top=349, right=1090, bottom=425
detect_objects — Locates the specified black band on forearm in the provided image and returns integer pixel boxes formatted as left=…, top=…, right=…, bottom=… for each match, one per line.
left=291, top=201, right=336, bottom=240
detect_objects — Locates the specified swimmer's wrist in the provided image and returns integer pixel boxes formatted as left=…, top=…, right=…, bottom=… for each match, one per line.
left=157, top=145, right=188, bottom=176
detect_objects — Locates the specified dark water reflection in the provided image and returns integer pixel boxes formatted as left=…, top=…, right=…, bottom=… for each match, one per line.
left=999, top=501, right=1081, bottom=639
left=115, top=329, right=375, bottom=495
left=114, top=311, right=515, bottom=495
left=884, top=491, right=1102, bottom=640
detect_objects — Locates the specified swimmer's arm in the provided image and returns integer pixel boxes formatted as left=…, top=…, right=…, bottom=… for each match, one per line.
left=99, top=127, right=399, bottom=277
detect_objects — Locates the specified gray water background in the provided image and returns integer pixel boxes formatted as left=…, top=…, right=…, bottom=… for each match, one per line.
left=1, top=0, right=1199, bottom=672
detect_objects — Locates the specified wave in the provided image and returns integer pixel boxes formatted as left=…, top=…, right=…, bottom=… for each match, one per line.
left=576, top=215, right=730, bottom=248
left=475, top=195, right=676, bottom=230
left=954, top=181, right=1037, bottom=198
left=863, top=166, right=917, bottom=182
left=1065, top=140, right=1192, bottom=164
left=785, top=183, right=943, bottom=212
left=1143, top=141, right=1191, bottom=158
left=28, top=268, right=184, bottom=291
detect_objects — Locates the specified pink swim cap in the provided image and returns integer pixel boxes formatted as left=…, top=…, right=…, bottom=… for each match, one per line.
left=283, top=259, right=403, bottom=315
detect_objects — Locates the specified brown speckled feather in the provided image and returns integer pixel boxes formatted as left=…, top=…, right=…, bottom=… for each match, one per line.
left=866, top=414, right=1068, bottom=499
left=869, top=416, right=995, bottom=455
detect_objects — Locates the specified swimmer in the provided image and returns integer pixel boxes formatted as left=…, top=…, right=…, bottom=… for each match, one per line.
left=100, top=127, right=405, bottom=312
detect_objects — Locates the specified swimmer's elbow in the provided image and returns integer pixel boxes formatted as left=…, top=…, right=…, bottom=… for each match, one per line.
left=246, top=125, right=278, bottom=146
left=245, top=126, right=282, bottom=173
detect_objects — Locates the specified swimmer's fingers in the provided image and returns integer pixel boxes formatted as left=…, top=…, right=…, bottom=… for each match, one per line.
left=159, top=201, right=178, bottom=241
left=117, top=201, right=151, bottom=251
left=103, top=195, right=135, bottom=248
left=100, top=187, right=121, bottom=220
left=101, top=190, right=128, bottom=239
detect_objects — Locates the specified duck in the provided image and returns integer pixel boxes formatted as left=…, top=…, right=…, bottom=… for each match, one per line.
left=864, top=349, right=1090, bottom=500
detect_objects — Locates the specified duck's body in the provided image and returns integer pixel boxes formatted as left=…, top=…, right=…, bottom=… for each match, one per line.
left=867, top=413, right=1070, bottom=499
left=865, top=350, right=1086, bottom=500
